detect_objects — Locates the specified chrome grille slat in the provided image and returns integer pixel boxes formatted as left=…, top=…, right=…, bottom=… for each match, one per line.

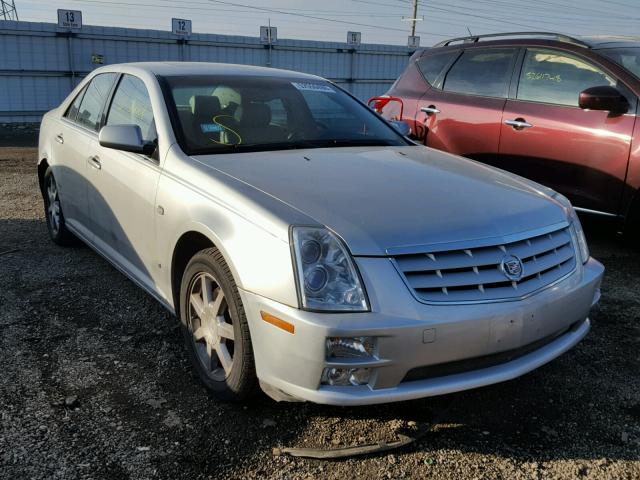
left=396, top=248, right=504, bottom=272
left=522, top=244, right=574, bottom=277
left=393, top=225, right=576, bottom=303
left=406, top=266, right=507, bottom=289
left=508, top=229, right=571, bottom=259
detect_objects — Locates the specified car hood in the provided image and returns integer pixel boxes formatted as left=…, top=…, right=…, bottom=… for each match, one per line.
left=193, top=146, right=567, bottom=256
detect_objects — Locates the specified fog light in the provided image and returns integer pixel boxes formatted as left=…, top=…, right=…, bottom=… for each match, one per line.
left=326, top=337, right=375, bottom=359
left=321, top=367, right=372, bottom=386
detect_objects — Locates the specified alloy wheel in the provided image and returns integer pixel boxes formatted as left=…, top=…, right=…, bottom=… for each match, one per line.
left=187, top=272, right=235, bottom=381
left=46, top=175, right=61, bottom=235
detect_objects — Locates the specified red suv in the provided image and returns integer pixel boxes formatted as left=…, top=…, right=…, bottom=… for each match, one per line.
left=374, top=32, right=640, bottom=238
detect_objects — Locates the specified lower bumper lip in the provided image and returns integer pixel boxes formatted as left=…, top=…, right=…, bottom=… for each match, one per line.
left=268, top=317, right=591, bottom=406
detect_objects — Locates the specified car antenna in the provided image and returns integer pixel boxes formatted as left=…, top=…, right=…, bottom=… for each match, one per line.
left=466, top=26, right=473, bottom=36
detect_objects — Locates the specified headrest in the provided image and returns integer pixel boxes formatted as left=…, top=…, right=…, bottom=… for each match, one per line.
left=190, top=95, right=222, bottom=117
left=242, top=103, right=271, bottom=128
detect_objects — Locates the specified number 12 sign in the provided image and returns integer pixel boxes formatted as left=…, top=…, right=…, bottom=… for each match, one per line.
left=172, top=18, right=192, bottom=36
left=57, top=9, right=82, bottom=30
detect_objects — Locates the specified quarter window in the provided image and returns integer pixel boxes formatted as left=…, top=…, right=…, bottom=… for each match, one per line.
left=64, top=85, right=88, bottom=122
left=443, top=48, right=516, bottom=98
left=76, top=73, right=117, bottom=132
left=517, top=49, right=616, bottom=107
left=106, top=75, right=156, bottom=142
left=417, top=51, right=459, bottom=86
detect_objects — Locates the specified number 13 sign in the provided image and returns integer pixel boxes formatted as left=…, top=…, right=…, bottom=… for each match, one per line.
left=57, top=9, right=82, bottom=30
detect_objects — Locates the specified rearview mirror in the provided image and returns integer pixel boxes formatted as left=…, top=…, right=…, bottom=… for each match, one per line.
left=99, top=125, right=155, bottom=155
left=579, top=86, right=629, bottom=115
left=389, top=120, right=411, bottom=137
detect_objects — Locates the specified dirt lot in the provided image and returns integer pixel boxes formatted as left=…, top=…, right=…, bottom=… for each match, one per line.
left=0, top=145, right=639, bottom=480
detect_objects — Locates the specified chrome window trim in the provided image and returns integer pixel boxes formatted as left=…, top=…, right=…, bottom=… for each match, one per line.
left=59, top=116, right=99, bottom=138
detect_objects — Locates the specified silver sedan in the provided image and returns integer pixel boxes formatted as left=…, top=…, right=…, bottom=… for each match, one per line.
left=38, top=62, right=604, bottom=405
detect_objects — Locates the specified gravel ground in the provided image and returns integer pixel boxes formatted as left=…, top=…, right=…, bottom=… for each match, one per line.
left=0, top=146, right=639, bottom=480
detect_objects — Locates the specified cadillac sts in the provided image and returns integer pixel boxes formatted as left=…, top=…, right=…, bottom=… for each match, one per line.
left=37, top=62, right=604, bottom=405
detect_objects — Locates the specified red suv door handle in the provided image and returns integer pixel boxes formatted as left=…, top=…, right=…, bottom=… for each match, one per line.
left=421, top=106, right=441, bottom=115
left=505, top=118, right=534, bottom=130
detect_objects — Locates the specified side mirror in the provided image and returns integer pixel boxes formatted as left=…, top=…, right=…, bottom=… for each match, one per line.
left=579, top=86, right=629, bottom=115
left=390, top=120, right=411, bottom=137
left=99, top=125, right=155, bottom=155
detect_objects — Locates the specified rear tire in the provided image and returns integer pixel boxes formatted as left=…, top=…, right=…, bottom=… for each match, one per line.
left=43, top=167, right=76, bottom=246
left=179, top=248, right=257, bottom=402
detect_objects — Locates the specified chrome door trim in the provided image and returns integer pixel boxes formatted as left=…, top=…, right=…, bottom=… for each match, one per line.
left=420, top=106, right=441, bottom=115
left=504, top=119, right=534, bottom=129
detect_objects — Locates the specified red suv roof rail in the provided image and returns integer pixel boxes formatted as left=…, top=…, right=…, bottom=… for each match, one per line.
left=434, top=32, right=591, bottom=49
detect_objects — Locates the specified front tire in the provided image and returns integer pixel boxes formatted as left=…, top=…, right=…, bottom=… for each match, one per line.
left=179, top=248, right=257, bottom=402
left=43, top=167, right=76, bottom=246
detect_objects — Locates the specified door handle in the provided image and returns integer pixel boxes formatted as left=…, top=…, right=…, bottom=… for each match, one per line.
left=55, top=134, right=64, bottom=144
left=88, top=156, right=102, bottom=170
left=421, top=106, right=441, bottom=115
left=504, top=118, right=533, bottom=130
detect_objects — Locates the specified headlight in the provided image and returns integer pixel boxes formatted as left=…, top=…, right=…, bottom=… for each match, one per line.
left=291, top=226, right=369, bottom=312
left=571, top=209, right=590, bottom=264
left=552, top=193, right=589, bottom=263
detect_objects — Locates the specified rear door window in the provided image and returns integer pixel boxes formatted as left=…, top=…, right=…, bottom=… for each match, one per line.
left=517, top=48, right=617, bottom=107
left=106, top=74, right=156, bottom=142
left=443, top=48, right=517, bottom=98
left=416, top=51, right=459, bottom=87
left=76, top=73, right=117, bottom=132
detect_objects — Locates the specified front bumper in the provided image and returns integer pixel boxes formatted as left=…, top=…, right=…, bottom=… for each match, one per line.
left=240, top=257, right=603, bottom=405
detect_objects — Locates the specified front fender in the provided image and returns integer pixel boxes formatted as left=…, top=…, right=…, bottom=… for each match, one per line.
left=156, top=152, right=300, bottom=312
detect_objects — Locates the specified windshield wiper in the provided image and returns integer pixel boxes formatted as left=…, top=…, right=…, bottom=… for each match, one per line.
left=302, top=138, right=398, bottom=148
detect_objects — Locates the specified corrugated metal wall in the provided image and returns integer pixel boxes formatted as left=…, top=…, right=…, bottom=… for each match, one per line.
left=0, top=20, right=414, bottom=123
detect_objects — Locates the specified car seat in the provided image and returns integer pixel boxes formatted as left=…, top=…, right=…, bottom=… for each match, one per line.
left=239, top=102, right=287, bottom=145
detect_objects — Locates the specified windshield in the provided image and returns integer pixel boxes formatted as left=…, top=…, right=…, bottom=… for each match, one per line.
left=598, top=47, right=640, bottom=79
left=160, top=75, right=408, bottom=155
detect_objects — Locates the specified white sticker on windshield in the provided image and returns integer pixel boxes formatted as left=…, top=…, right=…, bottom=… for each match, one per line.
left=291, top=82, right=335, bottom=93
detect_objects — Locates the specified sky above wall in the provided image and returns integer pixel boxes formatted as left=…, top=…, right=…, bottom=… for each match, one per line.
left=13, top=0, right=640, bottom=47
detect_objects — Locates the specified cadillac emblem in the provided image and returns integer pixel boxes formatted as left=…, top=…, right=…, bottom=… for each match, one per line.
left=500, top=254, right=524, bottom=281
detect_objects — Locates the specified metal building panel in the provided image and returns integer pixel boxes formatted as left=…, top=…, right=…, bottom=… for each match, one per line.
left=0, top=20, right=413, bottom=122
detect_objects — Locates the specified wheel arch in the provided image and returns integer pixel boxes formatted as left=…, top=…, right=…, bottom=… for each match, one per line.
left=169, top=228, right=240, bottom=318
left=37, top=158, right=50, bottom=195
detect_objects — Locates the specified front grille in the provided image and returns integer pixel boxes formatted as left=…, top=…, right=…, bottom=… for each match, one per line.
left=393, top=225, right=576, bottom=303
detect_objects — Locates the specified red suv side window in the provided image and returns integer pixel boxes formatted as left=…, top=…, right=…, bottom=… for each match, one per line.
left=416, top=51, right=459, bottom=88
left=443, top=48, right=517, bottom=98
left=517, top=49, right=617, bottom=107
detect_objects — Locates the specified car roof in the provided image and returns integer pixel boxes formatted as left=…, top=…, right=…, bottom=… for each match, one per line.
left=429, top=32, right=640, bottom=51
left=583, top=36, right=640, bottom=49
left=93, top=61, right=323, bottom=80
